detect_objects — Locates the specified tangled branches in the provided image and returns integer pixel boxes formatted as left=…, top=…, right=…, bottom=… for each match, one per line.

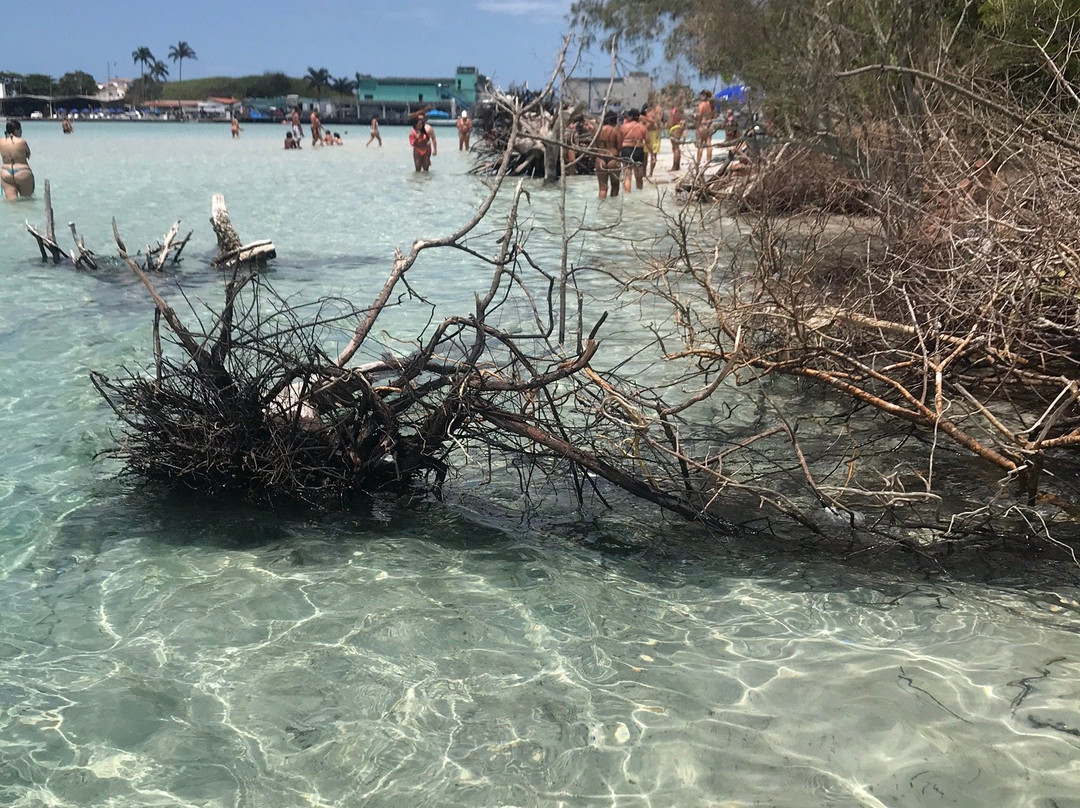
left=625, top=55, right=1080, bottom=545
left=90, top=172, right=738, bottom=532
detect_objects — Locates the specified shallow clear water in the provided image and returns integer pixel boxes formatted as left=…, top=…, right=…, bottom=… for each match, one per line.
left=1, top=121, right=1079, bottom=807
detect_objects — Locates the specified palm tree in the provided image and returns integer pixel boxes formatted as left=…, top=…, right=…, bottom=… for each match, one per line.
left=331, top=76, right=357, bottom=96
left=132, top=46, right=155, bottom=78
left=305, top=67, right=332, bottom=99
left=149, top=60, right=170, bottom=83
left=168, top=41, right=197, bottom=85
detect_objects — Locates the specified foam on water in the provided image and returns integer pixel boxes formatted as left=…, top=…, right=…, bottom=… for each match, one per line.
left=0, top=122, right=1078, bottom=807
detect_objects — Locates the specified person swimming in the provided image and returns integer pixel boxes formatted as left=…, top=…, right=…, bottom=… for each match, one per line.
left=1, top=119, right=34, bottom=200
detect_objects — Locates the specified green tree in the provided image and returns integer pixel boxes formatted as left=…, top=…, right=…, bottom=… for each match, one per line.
left=132, top=46, right=155, bottom=78
left=57, top=71, right=99, bottom=96
left=248, top=71, right=293, bottom=97
left=149, top=60, right=170, bottom=83
left=975, top=0, right=1080, bottom=103
left=126, top=76, right=164, bottom=105
left=168, top=41, right=197, bottom=85
left=305, top=66, right=332, bottom=98
left=21, top=73, right=55, bottom=95
left=331, top=75, right=357, bottom=96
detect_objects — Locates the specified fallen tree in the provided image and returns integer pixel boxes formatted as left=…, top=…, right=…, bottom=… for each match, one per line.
left=89, top=99, right=750, bottom=532
left=87, top=37, right=1080, bottom=557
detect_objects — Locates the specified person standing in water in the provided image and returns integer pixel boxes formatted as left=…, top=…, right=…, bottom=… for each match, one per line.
left=668, top=104, right=686, bottom=172
left=409, top=115, right=437, bottom=171
left=366, top=116, right=382, bottom=147
left=290, top=106, right=304, bottom=143
left=643, top=104, right=663, bottom=178
left=457, top=110, right=473, bottom=151
left=310, top=108, right=323, bottom=147
left=594, top=111, right=622, bottom=199
left=694, top=90, right=717, bottom=166
left=1, top=119, right=34, bottom=200
left=619, top=108, right=647, bottom=193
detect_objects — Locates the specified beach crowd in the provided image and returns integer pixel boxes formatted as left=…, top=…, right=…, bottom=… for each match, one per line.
left=2, top=90, right=754, bottom=203
left=566, top=89, right=753, bottom=199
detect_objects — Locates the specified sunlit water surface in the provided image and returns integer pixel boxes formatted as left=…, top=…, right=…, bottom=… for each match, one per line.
left=1, top=121, right=1078, bottom=807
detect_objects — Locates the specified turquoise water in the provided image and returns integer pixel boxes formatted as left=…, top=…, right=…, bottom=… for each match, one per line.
left=1, top=121, right=1079, bottom=807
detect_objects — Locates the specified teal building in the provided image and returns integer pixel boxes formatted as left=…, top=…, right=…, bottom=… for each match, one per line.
left=250, top=66, right=487, bottom=124
left=355, top=66, right=482, bottom=109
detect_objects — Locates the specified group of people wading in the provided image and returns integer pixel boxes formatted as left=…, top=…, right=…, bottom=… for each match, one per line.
left=278, top=103, right=471, bottom=173
left=283, top=106, right=345, bottom=149
left=570, top=89, right=745, bottom=199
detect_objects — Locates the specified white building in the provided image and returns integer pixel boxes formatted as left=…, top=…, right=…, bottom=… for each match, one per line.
left=96, top=79, right=131, bottom=103
left=561, top=71, right=655, bottom=116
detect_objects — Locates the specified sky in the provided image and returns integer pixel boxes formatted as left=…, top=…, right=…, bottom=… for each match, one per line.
left=2, top=0, right=670, bottom=91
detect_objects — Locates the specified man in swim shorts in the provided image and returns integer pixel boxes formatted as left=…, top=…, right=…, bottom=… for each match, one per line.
left=620, top=108, right=647, bottom=193
left=290, top=106, right=304, bottom=143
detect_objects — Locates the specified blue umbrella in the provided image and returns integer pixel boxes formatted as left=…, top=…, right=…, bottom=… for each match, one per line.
left=715, top=85, right=747, bottom=104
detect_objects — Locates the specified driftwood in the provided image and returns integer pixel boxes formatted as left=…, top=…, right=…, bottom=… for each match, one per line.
left=210, top=193, right=276, bottom=268
left=470, top=94, right=571, bottom=181
left=26, top=181, right=67, bottom=264
left=676, top=141, right=867, bottom=214
left=25, top=181, right=192, bottom=271
left=92, top=183, right=618, bottom=506
left=92, top=161, right=740, bottom=533
left=68, top=222, right=97, bottom=270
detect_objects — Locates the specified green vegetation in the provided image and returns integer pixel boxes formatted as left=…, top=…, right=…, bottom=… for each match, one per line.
left=131, top=46, right=155, bottom=78
left=572, top=0, right=1080, bottom=115
left=167, top=41, right=197, bottom=85
left=15, top=73, right=54, bottom=95
left=564, top=0, right=1080, bottom=544
left=304, top=67, right=332, bottom=98
left=56, top=71, right=97, bottom=96
left=156, top=73, right=354, bottom=101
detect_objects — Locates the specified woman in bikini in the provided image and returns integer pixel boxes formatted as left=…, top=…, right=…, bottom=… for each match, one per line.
left=595, top=111, right=622, bottom=199
left=643, top=104, right=663, bottom=178
left=1, top=119, right=33, bottom=200
left=619, top=108, right=648, bottom=193
left=409, top=116, right=435, bottom=171
left=366, top=117, right=382, bottom=147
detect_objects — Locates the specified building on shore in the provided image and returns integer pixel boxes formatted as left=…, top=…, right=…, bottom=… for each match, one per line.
left=247, top=66, right=488, bottom=125
left=0, top=66, right=490, bottom=124
left=561, top=72, right=655, bottom=116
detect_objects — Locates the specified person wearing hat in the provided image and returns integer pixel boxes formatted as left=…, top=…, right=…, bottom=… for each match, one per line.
left=457, top=109, right=473, bottom=151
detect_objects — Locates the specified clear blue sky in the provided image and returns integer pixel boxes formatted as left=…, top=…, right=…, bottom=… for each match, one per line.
left=4, top=0, right=663, bottom=90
